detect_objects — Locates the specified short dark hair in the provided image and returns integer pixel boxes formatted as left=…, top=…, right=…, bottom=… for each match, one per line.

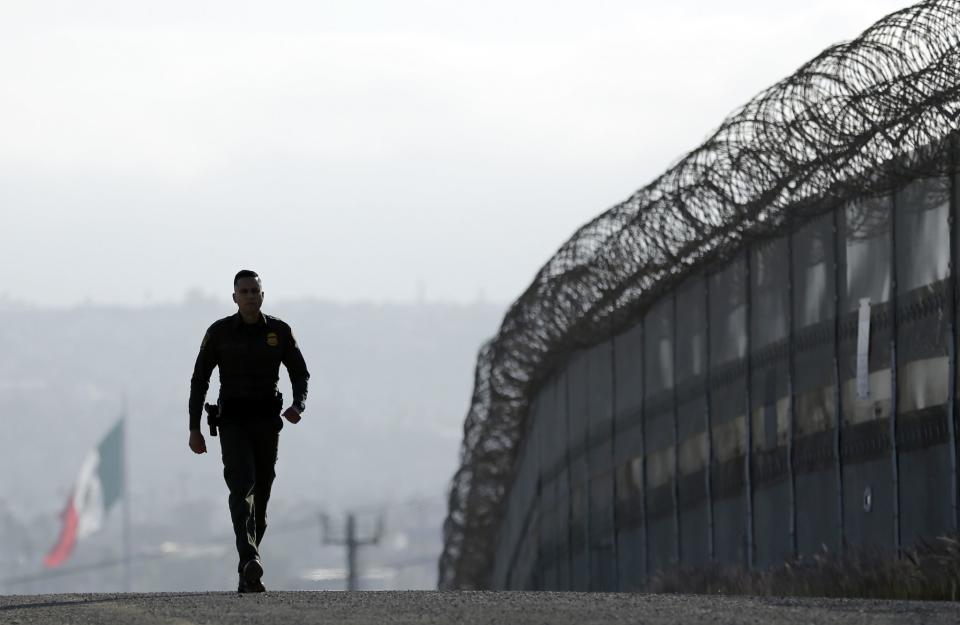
left=234, top=270, right=260, bottom=287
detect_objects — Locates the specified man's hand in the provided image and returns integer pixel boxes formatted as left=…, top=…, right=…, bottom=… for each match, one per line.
left=189, top=429, right=207, bottom=454
left=282, top=406, right=302, bottom=424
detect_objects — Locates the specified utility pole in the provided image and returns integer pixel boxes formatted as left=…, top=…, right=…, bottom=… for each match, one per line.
left=320, top=512, right=384, bottom=591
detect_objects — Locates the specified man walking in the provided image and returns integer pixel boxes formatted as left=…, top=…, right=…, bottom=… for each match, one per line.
left=188, top=270, right=310, bottom=593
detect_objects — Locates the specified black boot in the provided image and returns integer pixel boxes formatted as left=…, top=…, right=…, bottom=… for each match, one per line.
left=237, top=558, right=266, bottom=593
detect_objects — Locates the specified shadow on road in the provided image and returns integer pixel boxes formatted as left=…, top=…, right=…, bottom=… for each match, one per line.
left=0, top=593, right=195, bottom=612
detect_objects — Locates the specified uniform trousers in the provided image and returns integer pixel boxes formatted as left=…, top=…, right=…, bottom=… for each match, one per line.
left=218, top=416, right=282, bottom=571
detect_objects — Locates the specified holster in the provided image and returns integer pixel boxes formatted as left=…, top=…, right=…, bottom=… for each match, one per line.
left=212, top=393, right=283, bottom=431
left=204, top=402, right=222, bottom=437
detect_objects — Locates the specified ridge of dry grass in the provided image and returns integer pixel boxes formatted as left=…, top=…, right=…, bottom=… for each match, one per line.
left=646, top=536, right=960, bottom=601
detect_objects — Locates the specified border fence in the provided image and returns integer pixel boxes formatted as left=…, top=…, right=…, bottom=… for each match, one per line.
left=439, top=0, right=960, bottom=590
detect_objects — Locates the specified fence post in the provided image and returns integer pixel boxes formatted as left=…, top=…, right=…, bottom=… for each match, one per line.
left=891, top=180, right=902, bottom=558
left=833, top=205, right=846, bottom=552
left=672, top=291, right=682, bottom=565
left=584, top=355, right=593, bottom=590
left=564, top=370, right=574, bottom=589
left=534, top=427, right=542, bottom=588
left=950, top=135, right=959, bottom=533
left=641, top=318, right=650, bottom=579
left=787, top=221, right=798, bottom=559
left=745, top=248, right=756, bottom=570
left=705, top=272, right=715, bottom=562
left=610, top=339, right=621, bottom=590
left=554, top=378, right=564, bottom=589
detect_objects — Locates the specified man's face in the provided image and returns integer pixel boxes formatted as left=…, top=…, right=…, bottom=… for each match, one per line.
left=233, top=277, right=264, bottom=315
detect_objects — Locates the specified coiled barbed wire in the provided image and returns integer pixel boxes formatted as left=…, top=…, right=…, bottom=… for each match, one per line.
left=439, top=0, right=960, bottom=589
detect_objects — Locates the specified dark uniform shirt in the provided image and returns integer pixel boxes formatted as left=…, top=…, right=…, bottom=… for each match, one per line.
left=189, top=312, right=310, bottom=430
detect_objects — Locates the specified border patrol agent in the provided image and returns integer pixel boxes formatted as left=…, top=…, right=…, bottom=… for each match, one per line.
left=188, top=269, right=310, bottom=593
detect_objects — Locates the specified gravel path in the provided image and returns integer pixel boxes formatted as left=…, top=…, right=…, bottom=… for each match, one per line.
left=1, top=591, right=958, bottom=625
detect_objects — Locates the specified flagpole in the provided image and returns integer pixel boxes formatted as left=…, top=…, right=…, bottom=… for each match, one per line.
left=121, top=398, right=131, bottom=593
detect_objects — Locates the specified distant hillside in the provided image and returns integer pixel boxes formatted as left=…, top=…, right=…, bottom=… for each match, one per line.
left=0, top=297, right=502, bottom=590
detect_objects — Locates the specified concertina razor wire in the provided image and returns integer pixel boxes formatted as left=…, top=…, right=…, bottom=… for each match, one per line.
left=439, top=0, right=960, bottom=589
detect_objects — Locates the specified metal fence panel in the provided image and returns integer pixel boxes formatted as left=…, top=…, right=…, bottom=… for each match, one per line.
left=676, top=275, right=709, bottom=565
left=644, top=299, right=676, bottom=572
left=711, top=256, right=748, bottom=368
left=536, top=378, right=560, bottom=589
left=712, top=494, right=747, bottom=565
left=709, top=405, right=747, bottom=565
left=839, top=196, right=896, bottom=553
left=614, top=428, right=645, bottom=589
left=750, top=238, right=793, bottom=567
left=792, top=211, right=841, bottom=556
left=752, top=480, right=791, bottom=568
left=588, top=470, right=616, bottom=590
left=566, top=351, right=591, bottom=590
left=678, top=501, right=710, bottom=567
left=794, top=211, right=836, bottom=329
left=485, top=144, right=960, bottom=588
left=842, top=458, right=895, bottom=550
left=538, top=377, right=561, bottom=483
left=644, top=407, right=676, bottom=573
left=555, top=480, right=571, bottom=590
left=586, top=340, right=617, bottom=590
left=896, top=176, right=950, bottom=294
left=751, top=239, right=790, bottom=349
left=515, top=511, right=539, bottom=589
left=569, top=350, right=592, bottom=455
left=842, top=196, right=893, bottom=312
left=749, top=363, right=792, bottom=568
left=677, top=398, right=710, bottom=567
left=614, top=323, right=644, bottom=425
left=555, top=368, right=572, bottom=590
left=613, top=321, right=646, bottom=584
left=956, top=166, right=960, bottom=289
left=538, top=482, right=559, bottom=590
left=895, top=175, right=953, bottom=548
left=899, top=446, right=952, bottom=544
left=795, top=469, right=839, bottom=555
left=587, top=341, right=615, bottom=480
left=709, top=257, right=748, bottom=565
left=534, top=381, right=552, bottom=562
left=677, top=274, right=708, bottom=385
left=588, top=340, right=615, bottom=444
left=615, top=533, right=645, bottom=590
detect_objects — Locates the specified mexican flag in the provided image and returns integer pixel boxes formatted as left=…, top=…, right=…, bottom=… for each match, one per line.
left=44, top=419, right=125, bottom=568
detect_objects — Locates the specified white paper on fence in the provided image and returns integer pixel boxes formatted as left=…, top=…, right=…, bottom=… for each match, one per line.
left=856, top=297, right=871, bottom=400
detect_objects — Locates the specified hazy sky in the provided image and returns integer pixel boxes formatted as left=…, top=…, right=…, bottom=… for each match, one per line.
left=0, top=0, right=910, bottom=307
